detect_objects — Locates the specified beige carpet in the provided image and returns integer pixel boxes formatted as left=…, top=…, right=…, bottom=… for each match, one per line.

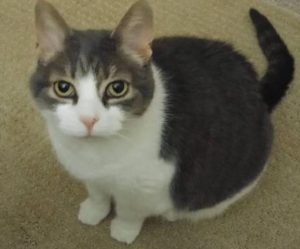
left=267, top=0, right=300, bottom=14
left=1, top=0, right=299, bottom=248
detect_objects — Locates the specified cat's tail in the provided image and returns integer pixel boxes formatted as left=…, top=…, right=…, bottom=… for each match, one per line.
left=249, top=8, right=294, bottom=112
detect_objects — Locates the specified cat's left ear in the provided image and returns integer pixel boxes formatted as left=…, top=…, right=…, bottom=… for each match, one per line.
left=112, top=0, right=153, bottom=64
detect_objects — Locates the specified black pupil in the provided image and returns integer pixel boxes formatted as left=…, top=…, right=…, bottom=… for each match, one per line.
left=58, top=81, right=70, bottom=93
left=112, top=81, right=125, bottom=94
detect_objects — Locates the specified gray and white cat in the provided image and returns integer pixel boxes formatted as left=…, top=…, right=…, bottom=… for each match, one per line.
left=30, top=0, right=294, bottom=244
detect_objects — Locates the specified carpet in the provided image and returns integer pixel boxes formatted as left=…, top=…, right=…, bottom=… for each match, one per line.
left=268, top=0, right=300, bottom=14
left=0, top=0, right=299, bottom=248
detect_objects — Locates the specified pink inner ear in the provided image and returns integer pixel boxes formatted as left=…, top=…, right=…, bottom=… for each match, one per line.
left=42, top=31, right=63, bottom=51
left=37, top=18, right=67, bottom=52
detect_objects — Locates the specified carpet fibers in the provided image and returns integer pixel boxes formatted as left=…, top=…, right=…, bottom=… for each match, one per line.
left=0, top=0, right=299, bottom=248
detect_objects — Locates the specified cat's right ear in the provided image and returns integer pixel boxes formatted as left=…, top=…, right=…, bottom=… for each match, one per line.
left=35, top=0, right=71, bottom=63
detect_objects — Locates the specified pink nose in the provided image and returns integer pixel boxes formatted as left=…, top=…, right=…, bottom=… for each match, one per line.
left=80, top=116, right=99, bottom=130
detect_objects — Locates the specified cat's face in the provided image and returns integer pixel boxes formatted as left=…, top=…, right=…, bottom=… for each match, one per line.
left=31, top=0, right=154, bottom=138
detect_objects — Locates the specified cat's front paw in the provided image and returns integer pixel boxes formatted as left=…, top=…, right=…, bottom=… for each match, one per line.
left=110, top=218, right=143, bottom=244
left=78, top=198, right=110, bottom=226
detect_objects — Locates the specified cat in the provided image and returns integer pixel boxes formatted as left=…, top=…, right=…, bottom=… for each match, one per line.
left=30, top=0, right=294, bottom=244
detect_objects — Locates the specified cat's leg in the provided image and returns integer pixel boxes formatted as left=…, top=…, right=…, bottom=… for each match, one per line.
left=78, top=182, right=111, bottom=226
left=110, top=203, right=145, bottom=244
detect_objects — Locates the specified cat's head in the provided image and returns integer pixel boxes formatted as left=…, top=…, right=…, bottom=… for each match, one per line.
left=30, top=0, right=154, bottom=138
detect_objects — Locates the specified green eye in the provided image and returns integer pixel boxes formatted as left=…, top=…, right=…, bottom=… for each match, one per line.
left=106, top=80, right=129, bottom=98
left=53, top=80, right=75, bottom=98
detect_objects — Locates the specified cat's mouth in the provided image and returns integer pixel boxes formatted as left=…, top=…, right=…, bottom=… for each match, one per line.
left=78, top=134, right=100, bottom=140
left=59, top=124, right=121, bottom=139
left=80, top=130, right=100, bottom=139
left=77, top=131, right=109, bottom=140
left=63, top=130, right=98, bottom=139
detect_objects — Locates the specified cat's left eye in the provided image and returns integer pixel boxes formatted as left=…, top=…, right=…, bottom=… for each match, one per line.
left=106, top=80, right=129, bottom=98
left=53, top=80, right=76, bottom=98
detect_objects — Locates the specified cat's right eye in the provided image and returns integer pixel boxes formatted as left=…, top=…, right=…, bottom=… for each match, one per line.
left=53, top=80, right=76, bottom=98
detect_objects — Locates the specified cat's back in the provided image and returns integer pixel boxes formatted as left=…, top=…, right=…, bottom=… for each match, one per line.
left=152, top=36, right=258, bottom=90
left=151, top=36, right=264, bottom=127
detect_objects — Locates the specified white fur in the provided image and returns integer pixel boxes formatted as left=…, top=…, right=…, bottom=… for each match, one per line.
left=78, top=198, right=110, bottom=226
left=42, top=65, right=259, bottom=244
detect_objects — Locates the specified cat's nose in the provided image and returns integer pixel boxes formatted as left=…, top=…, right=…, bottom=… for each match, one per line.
left=80, top=116, right=99, bottom=131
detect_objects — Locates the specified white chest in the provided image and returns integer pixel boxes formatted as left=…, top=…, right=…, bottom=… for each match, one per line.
left=48, top=124, right=175, bottom=214
left=48, top=125, right=173, bottom=181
